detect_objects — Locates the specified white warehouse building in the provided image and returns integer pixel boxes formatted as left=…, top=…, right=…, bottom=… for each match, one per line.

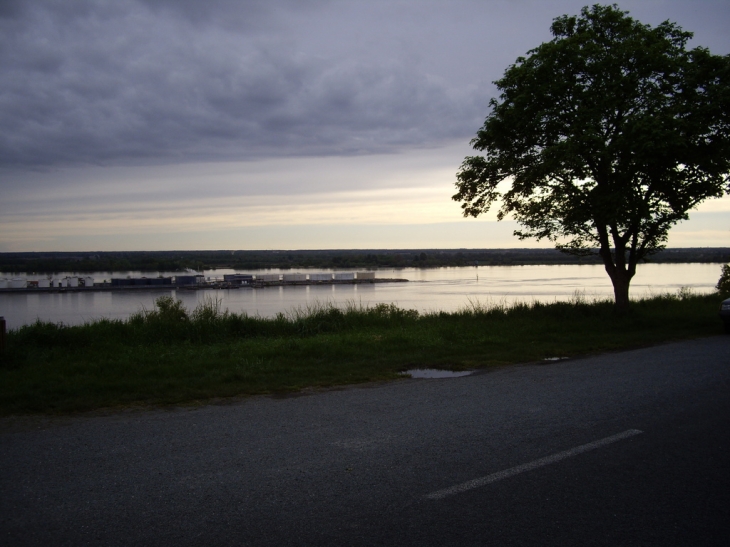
left=309, top=273, right=333, bottom=281
left=282, top=273, right=307, bottom=282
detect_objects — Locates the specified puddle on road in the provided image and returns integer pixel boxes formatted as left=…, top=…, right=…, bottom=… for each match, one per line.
left=403, top=369, right=475, bottom=379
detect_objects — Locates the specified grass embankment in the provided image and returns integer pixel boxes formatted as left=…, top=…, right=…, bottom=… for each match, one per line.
left=0, top=292, right=725, bottom=415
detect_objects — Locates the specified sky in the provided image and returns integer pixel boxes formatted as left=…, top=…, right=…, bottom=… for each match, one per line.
left=1, top=0, right=728, bottom=252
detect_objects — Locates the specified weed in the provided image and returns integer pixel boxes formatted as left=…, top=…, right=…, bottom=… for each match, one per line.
left=0, top=291, right=724, bottom=414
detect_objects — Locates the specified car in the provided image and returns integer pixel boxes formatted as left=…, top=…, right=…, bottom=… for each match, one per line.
left=721, top=297, right=730, bottom=334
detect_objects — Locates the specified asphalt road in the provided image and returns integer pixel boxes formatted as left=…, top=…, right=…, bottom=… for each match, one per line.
left=2, top=336, right=729, bottom=546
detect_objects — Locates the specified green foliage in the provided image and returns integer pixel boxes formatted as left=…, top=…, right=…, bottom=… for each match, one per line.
left=717, top=264, right=730, bottom=297
left=143, top=295, right=188, bottom=322
left=453, top=4, right=730, bottom=308
left=0, top=292, right=724, bottom=414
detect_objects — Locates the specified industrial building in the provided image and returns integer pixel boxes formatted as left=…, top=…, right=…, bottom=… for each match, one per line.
left=223, top=274, right=253, bottom=286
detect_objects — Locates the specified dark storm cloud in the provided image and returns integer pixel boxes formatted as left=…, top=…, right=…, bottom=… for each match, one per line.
left=1, top=0, right=728, bottom=170
left=0, top=0, right=486, bottom=169
left=137, top=0, right=328, bottom=30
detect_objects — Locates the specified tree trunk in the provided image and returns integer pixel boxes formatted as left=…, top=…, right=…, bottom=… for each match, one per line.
left=609, top=269, right=631, bottom=312
left=599, top=244, right=633, bottom=312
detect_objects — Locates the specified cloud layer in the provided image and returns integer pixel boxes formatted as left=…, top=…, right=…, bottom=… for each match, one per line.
left=1, top=1, right=728, bottom=251
left=0, top=0, right=492, bottom=168
left=3, top=0, right=728, bottom=170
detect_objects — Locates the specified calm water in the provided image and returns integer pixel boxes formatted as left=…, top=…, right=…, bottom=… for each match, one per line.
left=0, top=263, right=722, bottom=329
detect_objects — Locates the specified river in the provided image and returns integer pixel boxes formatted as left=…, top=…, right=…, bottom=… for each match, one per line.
left=0, top=263, right=722, bottom=329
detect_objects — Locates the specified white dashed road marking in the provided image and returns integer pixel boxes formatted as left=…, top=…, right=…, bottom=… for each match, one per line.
left=426, top=429, right=643, bottom=500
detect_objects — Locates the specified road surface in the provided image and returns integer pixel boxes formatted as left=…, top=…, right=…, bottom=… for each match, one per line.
left=2, top=336, right=729, bottom=546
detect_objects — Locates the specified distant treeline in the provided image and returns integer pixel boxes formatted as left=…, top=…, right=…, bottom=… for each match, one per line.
left=1, top=248, right=729, bottom=274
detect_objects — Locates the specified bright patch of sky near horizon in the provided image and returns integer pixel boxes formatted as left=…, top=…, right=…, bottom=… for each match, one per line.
left=1, top=0, right=728, bottom=252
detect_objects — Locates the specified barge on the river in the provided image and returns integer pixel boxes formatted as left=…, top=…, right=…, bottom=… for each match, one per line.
left=0, top=272, right=407, bottom=293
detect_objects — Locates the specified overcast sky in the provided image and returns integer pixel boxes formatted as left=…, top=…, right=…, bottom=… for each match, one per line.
left=1, top=0, right=728, bottom=252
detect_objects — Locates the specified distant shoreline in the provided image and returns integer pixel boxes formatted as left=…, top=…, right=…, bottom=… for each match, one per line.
left=1, top=247, right=728, bottom=274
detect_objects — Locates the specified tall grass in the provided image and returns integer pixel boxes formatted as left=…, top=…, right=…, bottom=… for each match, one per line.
left=0, top=291, right=725, bottom=415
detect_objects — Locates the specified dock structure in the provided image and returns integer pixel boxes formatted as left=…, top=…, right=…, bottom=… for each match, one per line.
left=223, top=274, right=253, bottom=286
left=111, top=277, right=175, bottom=287
left=0, top=271, right=406, bottom=293
left=250, top=271, right=383, bottom=287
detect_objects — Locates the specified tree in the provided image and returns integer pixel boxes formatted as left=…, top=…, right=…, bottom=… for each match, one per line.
left=453, top=4, right=730, bottom=309
left=718, top=264, right=730, bottom=297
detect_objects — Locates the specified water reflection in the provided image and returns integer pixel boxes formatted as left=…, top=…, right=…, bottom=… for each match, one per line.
left=0, top=263, right=721, bottom=329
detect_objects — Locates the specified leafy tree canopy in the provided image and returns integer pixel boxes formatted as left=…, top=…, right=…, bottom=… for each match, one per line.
left=453, top=4, right=730, bottom=308
left=718, top=264, right=730, bottom=297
